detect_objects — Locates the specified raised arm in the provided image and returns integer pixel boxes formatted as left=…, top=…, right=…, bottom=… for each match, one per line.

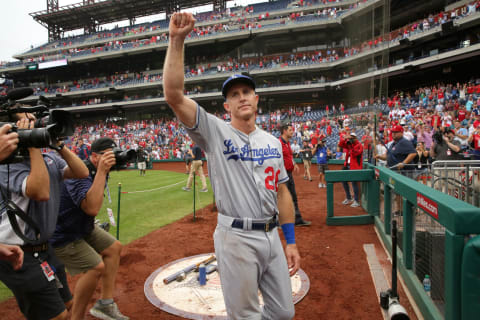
left=163, top=12, right=198, bottom=128
left=58, top=146, right=89, bottom=179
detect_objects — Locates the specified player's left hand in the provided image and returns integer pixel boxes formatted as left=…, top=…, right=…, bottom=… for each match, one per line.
left=285, top=244, right=301, bottom=276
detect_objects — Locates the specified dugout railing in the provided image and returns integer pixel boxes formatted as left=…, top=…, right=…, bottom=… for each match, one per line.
left=325, top=162, right=480, bottom=320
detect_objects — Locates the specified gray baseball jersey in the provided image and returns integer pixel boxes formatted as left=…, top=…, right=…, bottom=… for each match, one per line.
left=185, top=105, right=294, bottom=319
left=186, top=105, right=288, bottom=219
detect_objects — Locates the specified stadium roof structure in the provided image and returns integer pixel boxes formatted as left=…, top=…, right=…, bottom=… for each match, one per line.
left=30, top=0, right=219, bottom=35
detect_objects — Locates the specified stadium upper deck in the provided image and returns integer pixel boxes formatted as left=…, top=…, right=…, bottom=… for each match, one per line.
left=1, top=0, right=479, bottom=121
left=3, top=0, right=361, bottom=68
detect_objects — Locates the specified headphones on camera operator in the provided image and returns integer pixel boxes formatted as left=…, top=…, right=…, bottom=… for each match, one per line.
left=0, top=87, right=74, bottom=244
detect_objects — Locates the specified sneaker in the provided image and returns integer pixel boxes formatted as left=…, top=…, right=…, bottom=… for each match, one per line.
left=350, top=201, right=360, bottom=208
left=342, top=198, right=353, bottom=205
left=89, top=301, right=129, bottom=320
left=322, top=184, right=326, bottom=188
left=200, top=188, right=208, bottom=192
left=182, top=187, right=191, bottom=191
left=318, top=183, right=322, bottom=188
left=295, top=219, right=312, bottom=226
left=303, top=176, right=308, bottom=180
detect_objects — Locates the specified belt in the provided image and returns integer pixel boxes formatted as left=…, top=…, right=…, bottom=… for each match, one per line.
left=231, top=217, right=278, bottom=232
left=21, top=243, right=48, bottom=253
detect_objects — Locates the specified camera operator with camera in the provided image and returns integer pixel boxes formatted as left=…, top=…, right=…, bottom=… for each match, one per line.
left=49, top=137, right=129, bottom=320
left=299, top=140, right=313, bottom=181
left=0, top=123, right=23, bottom=270
left=338, top=132, right=363, bottom=207
left=430, top=127, right=463, bottom=194
left=0, top=111, right=89, bottom=320
left=0, top=124, right=23, bottom=269
left=430, top=128, right=462, bottom=161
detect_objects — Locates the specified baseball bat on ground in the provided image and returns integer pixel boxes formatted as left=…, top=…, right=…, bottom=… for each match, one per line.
left=163, top=255, right=216, bottom=284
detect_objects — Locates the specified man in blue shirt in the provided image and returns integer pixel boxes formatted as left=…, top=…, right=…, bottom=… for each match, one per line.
left=76, top=138, right=90, bottom=160
left=376, top=125, right=417, bottom=170
left=1, top=113, right=89, bottom=320
left=50, top=138, right=129, bottom=320
left=375, top=125, right=417, bottom=215
left=313, top=139, right=331, bottom=188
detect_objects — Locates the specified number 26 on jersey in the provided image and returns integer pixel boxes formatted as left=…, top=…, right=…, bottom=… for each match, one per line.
left=264, top=166, right=280, bottom=192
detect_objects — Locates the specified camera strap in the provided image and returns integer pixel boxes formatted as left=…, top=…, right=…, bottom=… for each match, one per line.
left=0, top=167, right=41, bottom=245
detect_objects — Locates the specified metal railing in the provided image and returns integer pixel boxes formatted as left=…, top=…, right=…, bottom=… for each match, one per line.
left=388, top=160, right=480, bottom=208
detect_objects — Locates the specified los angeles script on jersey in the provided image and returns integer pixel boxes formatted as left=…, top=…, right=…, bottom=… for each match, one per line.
left=223, top=139, right=281, bottom=165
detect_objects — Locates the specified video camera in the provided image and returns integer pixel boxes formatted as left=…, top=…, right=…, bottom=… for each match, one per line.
left=0, top=87, right=74, bottom=164
left=432, top=131, right=444, bottom=145
left=112, top=147, right=136, bottom=170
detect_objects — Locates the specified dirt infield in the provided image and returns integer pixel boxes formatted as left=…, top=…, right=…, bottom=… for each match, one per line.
left=0, top=163, right=418, bottom=319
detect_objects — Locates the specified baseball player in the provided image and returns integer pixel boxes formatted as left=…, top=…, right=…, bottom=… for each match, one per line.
left=163, top=12, right=300, bottom=320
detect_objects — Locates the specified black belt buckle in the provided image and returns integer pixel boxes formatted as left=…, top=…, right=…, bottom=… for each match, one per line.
left=21, top=243, right=48, bottom=253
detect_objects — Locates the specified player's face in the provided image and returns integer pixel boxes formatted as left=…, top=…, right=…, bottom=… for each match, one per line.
left=223, top=83, right=258, bottom=121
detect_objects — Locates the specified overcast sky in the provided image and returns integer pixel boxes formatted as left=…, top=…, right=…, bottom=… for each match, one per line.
left=0, top=0, right=264, bottom=62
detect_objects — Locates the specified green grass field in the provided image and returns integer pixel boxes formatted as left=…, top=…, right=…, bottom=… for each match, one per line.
left=0, top=169, right=212, bottom=302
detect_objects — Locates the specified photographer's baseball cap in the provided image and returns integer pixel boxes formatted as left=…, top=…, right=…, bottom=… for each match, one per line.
left=222, top=74, right=256, bottom=98
left=391, top=125, right=404, bottom=132
left=91, top=137, right=116, bottom=153
left=350, top=132, right=357, bottom=137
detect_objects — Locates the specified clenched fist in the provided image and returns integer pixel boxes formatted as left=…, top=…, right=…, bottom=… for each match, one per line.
left=169, top=12, right=196, bottom=39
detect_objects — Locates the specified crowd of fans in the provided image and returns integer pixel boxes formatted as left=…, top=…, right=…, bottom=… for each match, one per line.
left=65, top=78, right=480, bottom=171
left=1, top=0, right=474, bottom=108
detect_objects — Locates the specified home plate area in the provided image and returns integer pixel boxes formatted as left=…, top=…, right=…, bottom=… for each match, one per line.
left=144, top=253, right=310, bottom=319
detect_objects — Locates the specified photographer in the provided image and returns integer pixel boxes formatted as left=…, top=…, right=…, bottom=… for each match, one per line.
left=136, top=146, right=149, bottom=176
left=299, top=140, right=313, bottom=181
left=49, top=138, right=129, bottom=320
left=0, top=112, right=89, bottom=320
left=338, top=132, right=363, bottom=207
left=430, top=128, right=462, bottom=161
left=0, top=124, right=19, bottom=162
left=182, top=142, right=208, bottom=192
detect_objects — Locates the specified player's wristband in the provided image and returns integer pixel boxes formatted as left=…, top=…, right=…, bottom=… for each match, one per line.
left=281, top=223, right=296, bottom=245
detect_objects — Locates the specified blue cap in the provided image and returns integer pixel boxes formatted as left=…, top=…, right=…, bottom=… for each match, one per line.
left=221, top=74, right=256, bottom=98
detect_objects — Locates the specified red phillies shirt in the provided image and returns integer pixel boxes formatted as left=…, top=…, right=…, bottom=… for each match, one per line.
left=473, top=133, right=480, bottom=150
left=279, top=137, right=294, bottom=172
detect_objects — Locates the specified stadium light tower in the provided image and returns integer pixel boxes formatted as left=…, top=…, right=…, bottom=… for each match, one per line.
left=46, top=0, right=60, bottom=41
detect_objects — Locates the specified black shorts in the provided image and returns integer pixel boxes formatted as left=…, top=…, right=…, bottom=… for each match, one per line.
left=0, top=245, right=72, bottom=320
left=317, top=163, right=328, bottom=173
left=185, top=157, right=192, bottom=165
